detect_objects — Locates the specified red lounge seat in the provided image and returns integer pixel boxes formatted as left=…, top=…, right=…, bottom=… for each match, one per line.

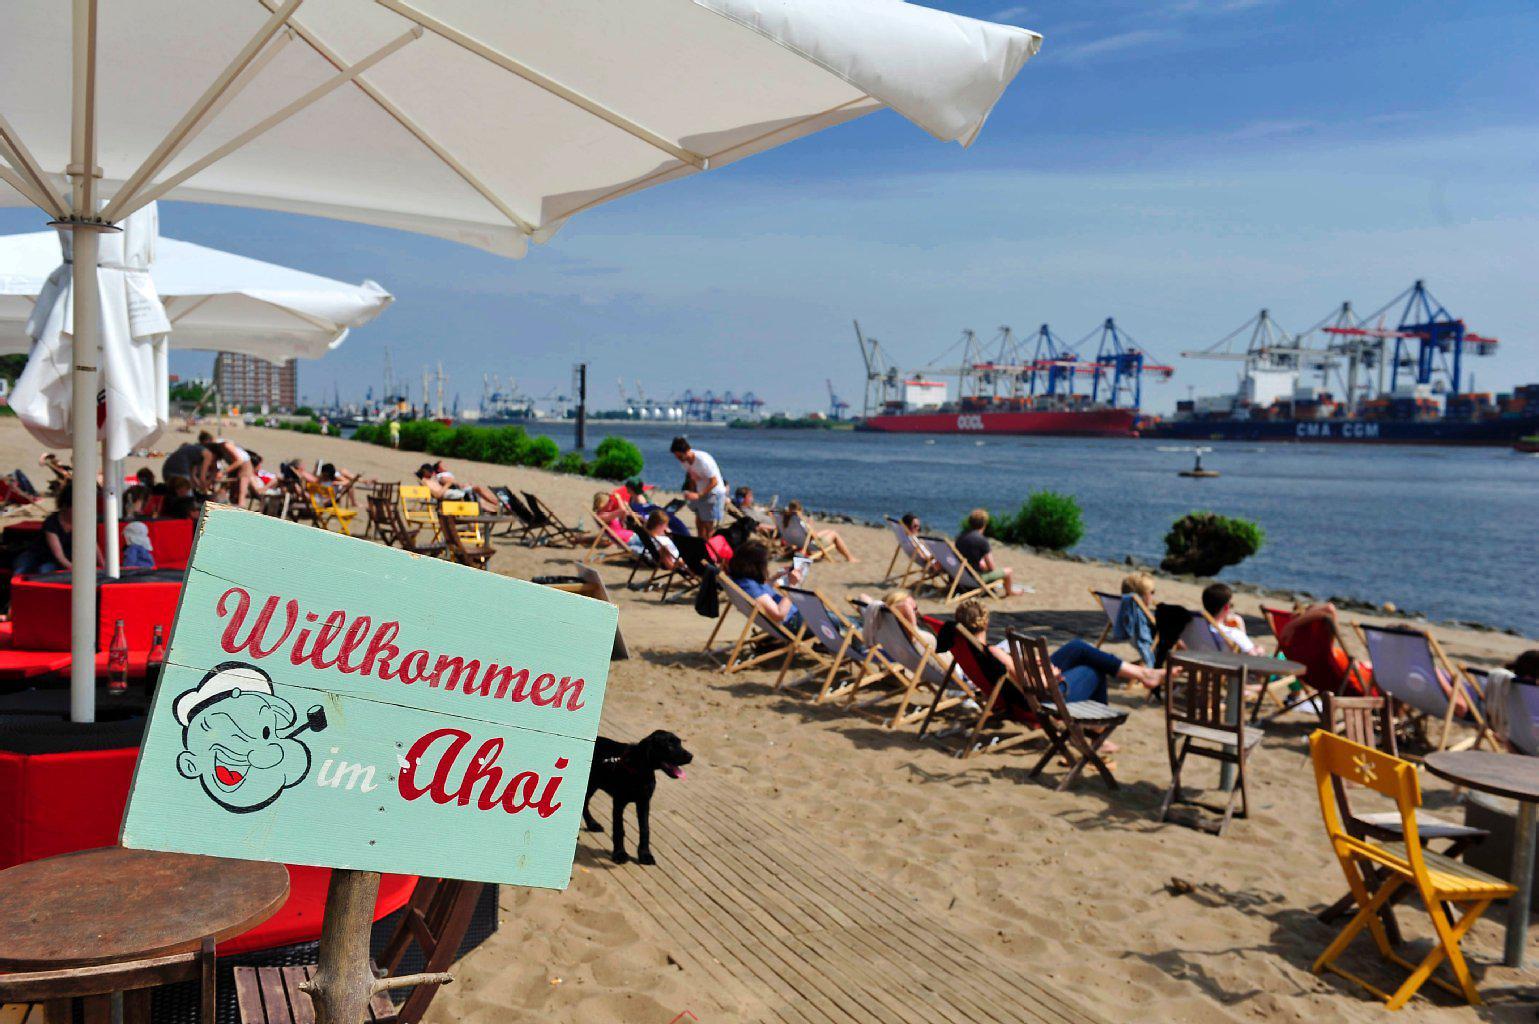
left=0, top=649, right=73, bottom=679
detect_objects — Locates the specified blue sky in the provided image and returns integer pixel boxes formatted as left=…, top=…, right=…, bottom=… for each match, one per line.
left=3, top=0, right=1535, bottom=414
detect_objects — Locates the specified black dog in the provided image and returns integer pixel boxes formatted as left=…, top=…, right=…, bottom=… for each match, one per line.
left=582, top=730, right=692, bottom=865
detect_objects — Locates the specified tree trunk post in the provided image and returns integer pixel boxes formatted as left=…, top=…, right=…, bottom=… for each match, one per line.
left=304, top=868, right=380, bottom=1024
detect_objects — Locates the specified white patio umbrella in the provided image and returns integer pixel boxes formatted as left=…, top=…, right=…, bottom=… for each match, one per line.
left=0, top=229, right=392, bottom=361
left=0, top=0, right=1040, bottom=726
left=0, top=214, right=393, bottom=577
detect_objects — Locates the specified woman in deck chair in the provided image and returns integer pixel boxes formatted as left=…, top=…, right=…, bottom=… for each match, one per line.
left=626, top=511, right=680, bottom=570
left=858, top=589, right=951, bottom=673
left=778, top=501, right=856, bottom=562
left=1112, top=572, right=1157, bottom=665
left=727, top=538, right=804, bottom=631
left=957, top=599, right=1162, bottom=704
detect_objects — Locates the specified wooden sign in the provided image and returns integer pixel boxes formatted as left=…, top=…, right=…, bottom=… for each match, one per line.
left=121, top=505, right=616, bottom=889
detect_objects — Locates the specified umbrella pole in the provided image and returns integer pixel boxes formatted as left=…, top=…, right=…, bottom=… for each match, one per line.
left=68, top=223, right=101, bottom=723
left=103, top=443, right=120, bottom=578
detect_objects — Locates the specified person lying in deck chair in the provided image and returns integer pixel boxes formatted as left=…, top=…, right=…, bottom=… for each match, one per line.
left=778, top=500, right=856, bottom=561
left=955, top=509, right=1025, bottom=596
left=416, top=463, right=499, bottom=514
left=1201, top=583, right=1264, bottom=655
left=957, top=598, right=1162, bottom=705
left=727, top=537, right=803, bottom=632
left=1114, top=573, right=1158, bottom=666
left=857, top=588, right=952, bottom=673
left=626, top=480, right=691, bottom=536
left=626, top=511, right=679, bottom=570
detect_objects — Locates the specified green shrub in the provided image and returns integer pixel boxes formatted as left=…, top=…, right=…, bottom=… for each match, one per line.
left=1003, top=490, right=1083, bottom=551
left=589, top=436, right=644, bottom=481
left=1161, top=511, right=1264, bottom=576
left=396, top=419, right=450, bottom=452
left=524, top=435, right=559, bottom=468
left=554, top=451, right=588, bottom=475
left=485, top=426, right=531, bottom=465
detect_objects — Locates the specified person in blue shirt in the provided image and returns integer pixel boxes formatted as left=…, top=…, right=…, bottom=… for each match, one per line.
left=1112, top=572, right=1157, bottom=666
left=726, top=537, right=804, bottom=631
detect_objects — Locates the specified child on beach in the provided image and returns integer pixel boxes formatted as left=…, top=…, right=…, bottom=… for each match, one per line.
left=122, top=521, right=155, bottom=569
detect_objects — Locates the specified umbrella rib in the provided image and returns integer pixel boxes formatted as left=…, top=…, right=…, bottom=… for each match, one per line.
left=375, top=0, right=708, bottom=171
left=257, top=0, right=536, bottom=236
left=115, top=28, right=424, bottom=219
left=0, top=114, right=67, bottom=218
left=102, top=0, right=304, bottom=222
left=552, top=96, right=871, bottom=228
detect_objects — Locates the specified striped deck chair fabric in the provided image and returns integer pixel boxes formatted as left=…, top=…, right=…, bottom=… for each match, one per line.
left=848, top=603, right=961, bottom=728
left=702, top=575, right=809, bottom=675
left=775, top=587, right=876, bottom=702
left=920, top=535, right=1003, bottom=604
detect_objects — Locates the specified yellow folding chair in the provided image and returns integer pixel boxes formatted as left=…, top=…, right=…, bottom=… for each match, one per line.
left=304, top=482, right=358, bottom=535
left=399, top=484, right=440, bottom=541
left=1310, top=730, right=1515, bottom=1009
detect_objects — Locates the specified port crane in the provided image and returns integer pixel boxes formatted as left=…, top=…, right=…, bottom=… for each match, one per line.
left=1321, top=280, right=1498, bottom=399
left=1071, top=318, right=1173, bottom=410
left=826, top=380, right=850, bottom=419
left=853, top=319, right=903, bottom=416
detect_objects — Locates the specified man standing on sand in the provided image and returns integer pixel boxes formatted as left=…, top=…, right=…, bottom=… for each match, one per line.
left=671, top=436, right=727, bottom=540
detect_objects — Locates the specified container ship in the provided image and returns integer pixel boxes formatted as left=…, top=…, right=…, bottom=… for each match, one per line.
left=1140, top=281, right=1536, bottom=446
left=852, top=319, right=1170, bottom=437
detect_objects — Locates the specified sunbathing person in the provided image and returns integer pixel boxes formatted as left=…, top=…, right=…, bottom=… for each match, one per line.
left=727, top=537, right=804, bottom=630
left=626, top=510, right=679, bottom=569
left=955, top=509, right=1025, bottom=596
left=955, top=598, right=1161, bottom=705
left=415, top=463, right=499, bottom=513
left=779, top=500, right=856, bottom=561
left=592, top=490, right=636, bottom=547
left=319, top=462, right=370, bottom=504
left=200, top=432, right=258, bottom=506
left=859, top=587, right=952, bottom=672
left=1114, top=572, right=1157, bottom=665
left=625, top=480, right=690, bottom=535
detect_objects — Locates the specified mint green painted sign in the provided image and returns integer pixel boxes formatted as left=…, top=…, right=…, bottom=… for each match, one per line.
left=120, top=505, right=616, bottom=889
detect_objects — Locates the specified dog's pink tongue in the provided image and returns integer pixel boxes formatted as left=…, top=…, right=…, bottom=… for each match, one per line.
left=664, top=764, right=686, bottom=780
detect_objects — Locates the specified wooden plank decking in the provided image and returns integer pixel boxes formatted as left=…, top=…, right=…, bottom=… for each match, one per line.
left=586, top=724, right=1108, bottom=1024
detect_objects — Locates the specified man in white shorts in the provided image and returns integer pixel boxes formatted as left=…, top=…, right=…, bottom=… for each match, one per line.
left=670, top=435, right=727, bottom=539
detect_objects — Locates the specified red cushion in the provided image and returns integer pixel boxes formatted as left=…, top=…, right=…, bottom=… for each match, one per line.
left=10, top=580, right=73, bottom=651
left=96, top=582, right=180, bottom=653
left=219, top=869, right=419, bottom=955
left=0, top=746, right=139, bottom=870
left=0, top=649, right=72, bottom=679
left=146, top=519, right=194, bottom=570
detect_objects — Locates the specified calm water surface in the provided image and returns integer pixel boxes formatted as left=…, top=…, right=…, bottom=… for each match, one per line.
left=528, top=422, right=1537, bottom=637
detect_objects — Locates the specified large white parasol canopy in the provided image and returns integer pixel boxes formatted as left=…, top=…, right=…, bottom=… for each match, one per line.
left=0, top=228, right=393, bottom=361
left=0, top=0, right=1041, bottom=721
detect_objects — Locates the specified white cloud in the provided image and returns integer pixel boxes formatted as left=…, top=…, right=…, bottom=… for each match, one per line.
left=988, top=5, right=1030, bottom=22
left=1054, top=28, right=1178, bottom=63
left=1227, top=119, right=1316, bottom=140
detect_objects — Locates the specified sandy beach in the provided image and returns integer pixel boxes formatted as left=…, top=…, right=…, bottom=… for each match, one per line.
left=6, top=418, right=1533, bottom=1023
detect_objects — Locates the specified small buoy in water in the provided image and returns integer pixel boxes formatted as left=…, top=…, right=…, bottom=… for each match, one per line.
left=975, top=440, right=985, bottom=446
left=1179, top=450, right=1220, bottom=478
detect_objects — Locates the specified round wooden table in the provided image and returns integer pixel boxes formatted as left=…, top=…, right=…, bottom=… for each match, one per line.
left=1425, top=750, right=1539, bottom=968
left=0, top=846, right=289, bottom=969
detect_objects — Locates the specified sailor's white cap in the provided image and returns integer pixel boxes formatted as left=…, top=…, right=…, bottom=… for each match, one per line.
left=175, top=663, right=273, bottom=727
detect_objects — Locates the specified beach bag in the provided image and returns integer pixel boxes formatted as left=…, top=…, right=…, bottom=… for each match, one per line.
left=694, top=565, right=720, bottom=619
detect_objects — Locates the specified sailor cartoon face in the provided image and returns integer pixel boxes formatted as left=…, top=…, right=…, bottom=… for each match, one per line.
left=174, top=662, right=326, bottom=813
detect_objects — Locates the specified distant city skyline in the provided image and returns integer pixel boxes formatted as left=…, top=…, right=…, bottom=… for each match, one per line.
left=1, top=0, right=1534, bottom=415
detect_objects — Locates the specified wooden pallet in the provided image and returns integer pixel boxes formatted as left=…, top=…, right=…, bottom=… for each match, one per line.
left=588, top=724, right=1109, bottom=1024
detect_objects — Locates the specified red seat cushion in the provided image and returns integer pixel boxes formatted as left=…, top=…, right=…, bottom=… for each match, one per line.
left=96, top=581, right=180, bottom=654
left=218, top=869, right=419, bottom=955
left=10, top=580, right=73, bottom=651
left=0, top=746, right=139, bottom=870
left=0, top=649, right=72, bottom=679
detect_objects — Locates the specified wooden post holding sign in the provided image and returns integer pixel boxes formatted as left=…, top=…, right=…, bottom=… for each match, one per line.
left=120, top=506, right=616, bottom=1024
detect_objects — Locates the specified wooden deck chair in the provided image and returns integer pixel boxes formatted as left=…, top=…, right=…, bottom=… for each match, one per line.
left=622, top=529, right=687, bottom=596
left=920, top=622, right=1039, bottom=759
left=399, top=484, right=440, bottom=541
left=778, top=513, right=834, bottom=562
left=1261, top=604, right=1372, bottom=723
left=438, top=501, right=494, bottom=570
left=1316, top=695, right=1488, bottom=937
left=236, top=878, right=483, bottom=1024
left=702, top=575, right=810, bottom=674
left=305, top=482, right=357, bottom=535
left=1157, top=654, right=1264, bottom=834
left=881, top=517, right=936, bottom=586
left=920, top=535, right=1005, bottom=604
left=1005, top=630, right=1127, bottom=789
left=488, top=487, right=537, bottom=542
left=1309, top=730, right=1515, bottom=1009
left=585, top=515, right=640, bottom=566
left=363, top=481, right=400, bottom=539
left=1354, top=622, right=1494, bottom=752
left=521, top=491, right=585, bottom=547
left=366, top=493, right=401, bottom=545
left=775, top=587, right=879, bottom=703
left=1091, top=588, right=1154, bottom=651
left=846, top=602, right=963, bottom=728
left=655, top=534, right=709, bottom=602
left=257, top=488, right=291, bottom=520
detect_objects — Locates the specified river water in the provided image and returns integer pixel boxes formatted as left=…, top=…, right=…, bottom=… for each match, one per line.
left=517, top=421, right=1537, bottom=637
